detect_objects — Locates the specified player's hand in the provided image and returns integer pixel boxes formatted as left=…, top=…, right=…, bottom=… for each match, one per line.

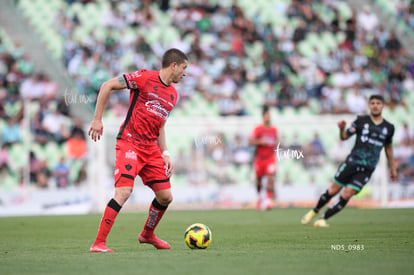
left=259, top=139, right=269, bottom=145
left=337, top=120, right=346, bottom=129
left=88, top=119, right=103, bottom=142
left=390, top=168, right=398, bottom=182
left=163, top=154, right=174, bottom=177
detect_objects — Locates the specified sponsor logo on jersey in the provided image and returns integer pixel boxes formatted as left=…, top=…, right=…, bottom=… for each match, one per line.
left=361, top=135, right=384, bottom=146
left=132, top=71, right=142, bottom=78
left=148, top=92, right=160, bottom=99
left=148, top=92, right=175, bottom=107
left=145, top=100, right=169, bottom=120
left=362, top=123, right=369, bottom=134
left=125, top=150, right=137, bottom=160
left=367, top=138, right=383, bottom=146
left=361, top=123, right=369, bottom=142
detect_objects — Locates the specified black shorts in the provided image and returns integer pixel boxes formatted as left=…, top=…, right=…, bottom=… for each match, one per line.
left=333, top=162, right=374, bottom=192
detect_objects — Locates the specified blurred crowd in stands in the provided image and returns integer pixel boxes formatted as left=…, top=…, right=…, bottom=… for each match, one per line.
left=59, top=0, right=412, bottom=116
left=0, top=36, right=87, bottom=190
left=396, top=0, right=414, bottom=30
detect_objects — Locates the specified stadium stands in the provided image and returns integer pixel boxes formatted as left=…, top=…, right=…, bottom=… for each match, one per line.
left=0, top=26, right=87, bottom=190
left=1, top=0, right=412, bottom=192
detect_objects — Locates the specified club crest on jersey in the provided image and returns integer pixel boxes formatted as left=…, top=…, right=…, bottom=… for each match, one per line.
left=125, top=164, right=132, bottom=171
left=125, top=150, right=137, bottom=160
left=170, top=94, right=174, bottom=101
left=382, top=127, right=388, bottom=135
left=129, top=81, right=137, bottom=89
left=362, top=123, right=369, bottom=135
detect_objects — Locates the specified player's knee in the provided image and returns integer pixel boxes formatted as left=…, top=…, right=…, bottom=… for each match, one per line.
left=341, top=187, right=357, bottom=200
left=157, top=194, right=173, bottom=206
left=328, top=182, right=341, bottom=195
left=114, top=187, right=133, bottom=205
left=154, top=187, right=173, bottom=206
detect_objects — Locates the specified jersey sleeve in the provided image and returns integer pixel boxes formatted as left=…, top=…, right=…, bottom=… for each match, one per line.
left=385, top=124, right=395, bottom=145
left=250, top=126, right=261, bottom=139
left=123, top=69, right=148, bottom=90
left=346, top=116, right=360, bottom=136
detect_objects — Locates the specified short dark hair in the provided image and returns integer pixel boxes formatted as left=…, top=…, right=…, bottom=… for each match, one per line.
left=262, top=105, right=270, bottom=115
left=369, top=94, right=384, bottom=103
left=162, top=48, right=188, bottom=68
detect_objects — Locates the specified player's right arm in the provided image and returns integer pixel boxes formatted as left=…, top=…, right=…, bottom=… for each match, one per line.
left=248, top=137, right=265, bottom=146
left=338, top=119, right=357, bottom=141
left=248, top=126, right=265, bottom=146
left=88, top=76, right=127, bottom=142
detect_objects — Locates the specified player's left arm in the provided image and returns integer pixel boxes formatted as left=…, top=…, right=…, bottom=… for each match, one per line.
left=158, top=122, right=173, bottom=177
left=384, top=142, right=398, bottom=182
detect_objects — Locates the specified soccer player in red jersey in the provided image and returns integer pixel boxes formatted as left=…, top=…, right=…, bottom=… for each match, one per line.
left=248, top=106, right=278, bottom=210
left=88, top=48, right=188, bottom=252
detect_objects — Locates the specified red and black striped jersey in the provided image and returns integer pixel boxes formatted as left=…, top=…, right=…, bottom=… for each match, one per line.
left=117, top=69, right=178, bottom=144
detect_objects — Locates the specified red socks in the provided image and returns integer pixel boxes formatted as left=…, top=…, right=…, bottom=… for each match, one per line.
left=141, top=199, right=168, bottom=237
left=93, top=198, right=168, bottom=245
left=94, top=199, right=122, bottom=244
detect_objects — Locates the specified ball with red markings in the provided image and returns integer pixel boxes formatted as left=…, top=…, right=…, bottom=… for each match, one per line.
left=184, top=223, right=212, bottom=249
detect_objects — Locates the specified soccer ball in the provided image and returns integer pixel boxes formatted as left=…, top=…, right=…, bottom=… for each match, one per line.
left=184, top=223, right=212, bottom=249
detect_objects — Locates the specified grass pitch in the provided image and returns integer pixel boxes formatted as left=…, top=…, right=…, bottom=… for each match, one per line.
left=0, top=208, right=413, bottom=275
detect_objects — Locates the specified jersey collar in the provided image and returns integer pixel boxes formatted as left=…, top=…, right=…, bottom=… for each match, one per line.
left=158, top=75, right=170, bottom=87
left=369, top=115, right=384, bottom=126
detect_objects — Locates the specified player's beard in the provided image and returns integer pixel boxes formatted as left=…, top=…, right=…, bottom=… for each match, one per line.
left=371, top=109, right=382, bottom=117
